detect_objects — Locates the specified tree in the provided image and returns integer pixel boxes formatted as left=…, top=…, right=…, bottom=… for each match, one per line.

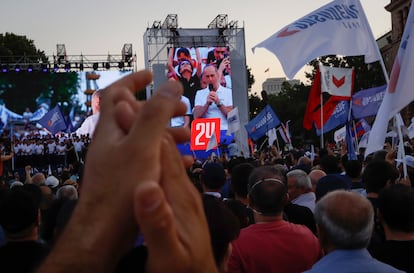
left=0, top=33, right=47, bottom=63
left=246, top=65, right=255, bottom=90
left=0, top=33, right=78, bottom=114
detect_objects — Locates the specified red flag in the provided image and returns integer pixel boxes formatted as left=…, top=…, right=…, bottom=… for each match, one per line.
left=303, top=69, right=321, bottom=130
left=312, top=96, right=346, bottom=130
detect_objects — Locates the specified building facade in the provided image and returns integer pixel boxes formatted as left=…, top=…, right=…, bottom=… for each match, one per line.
left=262, top=77, right=300, bottom=95
left=380, top=0, right=412, bottom=73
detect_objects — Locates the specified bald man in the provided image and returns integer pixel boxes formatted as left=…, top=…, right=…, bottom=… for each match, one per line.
left=304, top=190, right=403, bottom=273
left=76, top=90, right=102, bottom=138
left=308, top=169, right=326, bottom=193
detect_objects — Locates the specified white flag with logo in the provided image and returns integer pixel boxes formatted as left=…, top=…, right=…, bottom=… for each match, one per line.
left=252, top=0, right=381, bottom=79
left=366, top=3, right=414, bottom=157
left=320, top=65, right=353, bottom=97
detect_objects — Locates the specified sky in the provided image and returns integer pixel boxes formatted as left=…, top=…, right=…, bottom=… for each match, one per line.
left=0, top=0, right=391, bottom=92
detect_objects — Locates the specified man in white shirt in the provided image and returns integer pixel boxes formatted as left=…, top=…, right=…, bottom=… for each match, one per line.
left=170, top=95, right=191, bottom=128
left=193, top=65, right=233, bottom=130
left=76, top=90, right=101, bottom=138
left=287, top=169, right=316, bottom=212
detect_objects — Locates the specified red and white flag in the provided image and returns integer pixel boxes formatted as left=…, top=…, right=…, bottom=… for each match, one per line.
left=277, top=121, right=292, bottom=144
left=319, top=65, right=354, bottom=98
left=366, top=3, right=414, bottom=156
left=252, top=0, right=381, bottom=79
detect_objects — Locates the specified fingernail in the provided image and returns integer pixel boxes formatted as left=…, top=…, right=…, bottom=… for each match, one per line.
left=137, top=182, right=162, bottom=212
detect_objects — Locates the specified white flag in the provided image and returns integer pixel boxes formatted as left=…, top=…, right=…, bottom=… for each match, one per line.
left=206, top=130, right=218, bottom=151
left=365, top=3, right=414, bottom=157
left=227, top=107, right=240, bottom=135
left=320, top=65, right=353, bottom=97
left=267, top=128, right=278, bottom=147
left=358, top=131, right=369, bottom=148
left=277, top=121, right=292, bottom=144
left=408, top=117, right=414, bottom=139
left=334, top=125, right=346, bottom=143
left=252, top=0, right=381, bottom=79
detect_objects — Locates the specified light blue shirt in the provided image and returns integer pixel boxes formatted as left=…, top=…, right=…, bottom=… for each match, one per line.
left=303, top=249, right=405, bottom=273
left=292, top=192, right=316, bottom=213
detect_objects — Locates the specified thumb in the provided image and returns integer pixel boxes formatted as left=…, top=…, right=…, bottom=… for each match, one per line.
left=133, top=181, right=184, bottom=268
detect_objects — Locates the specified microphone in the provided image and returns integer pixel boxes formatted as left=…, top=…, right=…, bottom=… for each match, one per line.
left=208, top=84, right=214, bottom=105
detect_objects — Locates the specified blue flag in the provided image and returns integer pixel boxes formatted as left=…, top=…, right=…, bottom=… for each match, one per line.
left=316, top=101, right=349, bottom=136
left=245, top=105, right=281, bottom=141
left=346, top=121, right=358, bottom=160
left=352, top=85, right=386, bottom=119
left=38, top=105, right=68, bottom=135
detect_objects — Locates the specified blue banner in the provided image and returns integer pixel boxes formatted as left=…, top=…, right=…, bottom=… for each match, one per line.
left=352, top=84, right=386, bottom=119
left=38, top=105, right=68, bottom=135
left=346, top=121, right=358, bottom=160
left=245, top=105, right=281, bottom=141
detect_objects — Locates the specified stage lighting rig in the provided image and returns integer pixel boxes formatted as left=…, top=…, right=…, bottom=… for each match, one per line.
left=162, top=14, right=178, bottom=30
left=208, top=14, right=228, bottom=29
left=122, top=43, right=133, bottom=63
left=56, top=44, right=67, bottom=64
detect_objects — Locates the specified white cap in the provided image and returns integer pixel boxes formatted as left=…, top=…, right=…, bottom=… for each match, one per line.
left=45, top=175, right=59, bottom=188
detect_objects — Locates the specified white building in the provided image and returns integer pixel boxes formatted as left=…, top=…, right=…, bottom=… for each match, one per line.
left=262, top=77, right=300, bottom=95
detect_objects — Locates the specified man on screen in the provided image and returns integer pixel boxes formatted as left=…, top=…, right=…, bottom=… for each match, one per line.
left=207, top=47, right=231, bottom=88
left=76, top=89, right=101, bottom=138
left=193, top=65, right=233, bottom=130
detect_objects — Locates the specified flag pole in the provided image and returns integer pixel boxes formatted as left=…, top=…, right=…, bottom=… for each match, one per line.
left=320, top=91, right=324, bottom=149
left=318, top=63, right=324, bottom=149
left=352, top=120, right=360, bottom=154
left=274, top=128, right=281, bottom=151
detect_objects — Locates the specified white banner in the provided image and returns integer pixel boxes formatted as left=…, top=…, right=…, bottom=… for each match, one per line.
left=252, top=0, right=381, bottom=79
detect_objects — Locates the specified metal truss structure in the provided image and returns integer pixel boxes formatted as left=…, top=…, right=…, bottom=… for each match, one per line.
left=0, top=43, right=137, bottom=73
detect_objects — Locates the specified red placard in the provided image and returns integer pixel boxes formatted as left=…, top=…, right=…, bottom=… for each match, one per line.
left=190, top=118, right=221, bottom=150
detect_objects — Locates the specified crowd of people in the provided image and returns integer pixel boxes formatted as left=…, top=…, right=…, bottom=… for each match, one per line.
left=0, top=70, right=413, bottom=273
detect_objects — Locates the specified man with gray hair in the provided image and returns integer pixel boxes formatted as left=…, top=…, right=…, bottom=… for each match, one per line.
left=56, top=185, right=78, bottom=200
left=287, top=169, right=315, bottom=212
left=304, top=190, right=404, bottom=273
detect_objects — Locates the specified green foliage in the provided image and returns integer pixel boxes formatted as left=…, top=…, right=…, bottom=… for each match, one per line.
left=0, top=33, right=47, bottom=63
left=246, top=66, right=255, bottom=90
left=248, top=92, right=263, bottom=119
left=267, top=82, right=315, bottom=145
